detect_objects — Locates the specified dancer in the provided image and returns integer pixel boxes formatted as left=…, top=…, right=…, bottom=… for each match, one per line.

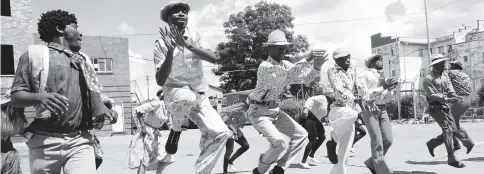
left=247, top=29, right=328, bottom=174
left=299, top=94, right=328, bottom=168
left=127, top=90, right=174, bottom=174
left=154, top=1, right=232, bottom=173
left=360, top=54, right=398, bottom=174
left=424, top=54, right=466, bottom=168
left=222, top=110, right=250, bottom=174
left=426, top=60, right=475, bottom=161
left=326, top=47, right=368, bottom=174
left=1, top=90, right=26, bottom=174
left=10, top=9, right=111, bottom=174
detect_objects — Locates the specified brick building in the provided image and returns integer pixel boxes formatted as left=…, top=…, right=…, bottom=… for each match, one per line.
left=1, top=0, right=132, bottom=138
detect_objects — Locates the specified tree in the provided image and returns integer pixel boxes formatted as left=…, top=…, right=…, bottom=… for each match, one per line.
left=214, top=1, right=310, bottom=93
left=477, top=85, right=484, bottom=106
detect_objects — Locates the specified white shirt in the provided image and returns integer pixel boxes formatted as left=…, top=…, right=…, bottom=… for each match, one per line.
left=361, top=69, right=394, bottom=105
left=153, top=29, right=208, bottom=92
left=304, top=95, right=328, bottom=120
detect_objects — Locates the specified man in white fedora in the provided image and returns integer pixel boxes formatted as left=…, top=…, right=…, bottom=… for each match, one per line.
left=247, top=29, right=329, bottom=174
left=154, top=1, right=232, bottom=174
left=326, top=47, right=368, bottom=174
left=423, top=54, right=466, bottom=168
left=360, top=54, right=398, bottom=174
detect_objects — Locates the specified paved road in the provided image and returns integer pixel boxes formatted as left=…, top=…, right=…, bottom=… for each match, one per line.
left=15, top=123, right=484, bottom=174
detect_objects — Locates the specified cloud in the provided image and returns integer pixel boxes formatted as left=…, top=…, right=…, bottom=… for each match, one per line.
left=118, top=22, right=136, bottom=34
left=129, top=49, right=160, bottom=101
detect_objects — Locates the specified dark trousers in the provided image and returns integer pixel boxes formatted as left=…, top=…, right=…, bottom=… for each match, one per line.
left=428, top=96, right=474, bottom=153
left=301, top=112, right=326, bottom=162
left=361, top=106, right=393, bottom=174
left=353, top=117, right=367, bottom=147
left=223, top=135, right=250, bottom=173
left=427, top=104, right=461, bottom=162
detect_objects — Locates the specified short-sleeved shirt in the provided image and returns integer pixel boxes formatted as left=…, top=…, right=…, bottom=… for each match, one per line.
left=153, top=29, right=208, bottom=92
left=423, top=70, right=455, bottom=105
left=304, top=95, right=328, bottom=120
left=448, top=70, right=471, bottom=96
left=10, top=43, right=91, bottom=133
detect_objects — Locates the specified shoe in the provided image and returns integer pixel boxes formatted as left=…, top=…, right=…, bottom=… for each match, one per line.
left=426, top=141, right=435, bottom=157
left=326, top=140, right=338, bottom=164
left=271, top=166, right=285, bottom=174
left=448, top=161, right=466, bottom=168
left=228, top=164, right=237, bottom=172
left=308, top=157, right=319, bottom=166
left=364, top=161, right=376, bottom=174
left=252, top=167, right=261, bottom=174
left=466, top=144, right=474, bottom=154
left=299, top=162, right=312, bottom=169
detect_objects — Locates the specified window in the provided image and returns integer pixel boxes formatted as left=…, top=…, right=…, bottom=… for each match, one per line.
left=418, top=49, right=424, bottom=57
left=448, top=45, right=453, bottom=52
left=464, top=56, right=468, bottom=62
left=1, top=0, right=11, bottom=16
left=92, top=58, right=113, bottom=73
left=430, top=48, right=433, bottom=54
left=438, top=46, right=444, bottom=54
left=392, top=70, right=396, bottom=77
left=1, top=45, right=15, bottom=75
left=391, top=48, right=394, bottom=56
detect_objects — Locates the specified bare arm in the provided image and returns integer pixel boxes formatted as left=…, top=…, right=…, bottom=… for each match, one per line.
left=10, top=52, right=42, bottom=107
left=186, top=44, right=219, bottom=64
left=154, top=40, right=175, bottom=86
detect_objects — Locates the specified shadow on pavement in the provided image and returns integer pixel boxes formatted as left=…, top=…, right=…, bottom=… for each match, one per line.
left=462, top=157, right=484, bottom=162
left=404, top=160, right=447, bottom=165
left=288, top=163, right=307, bottom=169
left=393, top=171, right=437, bottom=174
left=213, top=171, right=252, bottom=174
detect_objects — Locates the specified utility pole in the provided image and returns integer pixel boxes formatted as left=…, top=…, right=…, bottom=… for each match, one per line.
left=146, top=76, right=150, bottom=100
left=424, top=0, right=432, bottom=66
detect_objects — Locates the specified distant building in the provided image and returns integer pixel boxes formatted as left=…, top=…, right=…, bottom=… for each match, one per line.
left=223, top=90, right=253, bottom=106
left=206, top=85, right=224, bottom=111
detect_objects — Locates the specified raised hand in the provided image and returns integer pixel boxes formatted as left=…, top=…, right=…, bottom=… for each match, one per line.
left=159, top=27, right=176, bottom=52
left=169, top=24, right=188, bottom=48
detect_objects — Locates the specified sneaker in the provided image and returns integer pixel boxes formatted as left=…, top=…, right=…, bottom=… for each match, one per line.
left=308, top=157, right=319, bottom=166
left=299, top=162, right=312, bottom=169
left=228, top=164, right=237, bottom=172
left=326, top=140, right=338, bottom=164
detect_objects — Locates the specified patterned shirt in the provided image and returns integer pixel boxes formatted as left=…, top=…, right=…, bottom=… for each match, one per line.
left=153, top=30, right=208, bottom=92
left=248, top=57, right=320, bottom=102
left=361, top=69, right=394, bottom=105
left=448, top=70, right=471, bottom=96
left=304, top=95, right=328, bottom=120
left=327, top=64, right=367, bottom=110
left=423, top=70, right=455, bottom=105
left=135, top=100, right=170, bottom=129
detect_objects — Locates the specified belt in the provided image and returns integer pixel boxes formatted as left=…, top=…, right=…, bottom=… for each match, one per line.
left=33, top=130, right=88, bottom=138
left=249, top=100, right=276, bottom=106
left=145, top=122, right=163, bottom=130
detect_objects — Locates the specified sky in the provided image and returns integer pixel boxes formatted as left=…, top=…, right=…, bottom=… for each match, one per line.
left=32, top=0, right=484, bottom=100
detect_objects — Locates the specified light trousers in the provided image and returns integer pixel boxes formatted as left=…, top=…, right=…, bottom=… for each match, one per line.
left=27, top=132, right=96, bottom=174
left=328, top=107, right=358, bottom=174
left=361, top=108, right=393, bottom=174
left=164, top=87, right=231, bottom=174
left=247, top=104, right=308, bottom=173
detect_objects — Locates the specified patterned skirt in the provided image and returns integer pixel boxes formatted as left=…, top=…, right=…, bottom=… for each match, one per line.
left=1, top=138, right=22, bottom=174
left=126, top=126, right=175, bottom=170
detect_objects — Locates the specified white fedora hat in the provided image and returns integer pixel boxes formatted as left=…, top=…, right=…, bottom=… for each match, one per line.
left=333, top=47, right=351, bottom=59
left=429, top=54, right=449, bottom=67
left=263, top=30, right=292, bottom=46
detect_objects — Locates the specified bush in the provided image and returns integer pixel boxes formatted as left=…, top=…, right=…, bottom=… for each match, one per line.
left=279, top=99, right=304, bottom=121
left=388, top=95, right=415, bottom=120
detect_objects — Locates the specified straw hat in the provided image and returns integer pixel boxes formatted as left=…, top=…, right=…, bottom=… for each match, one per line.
left=365, top=54, right=383, bottom=68
left=333, top=47, right=351, bottom=59
left=429, top=54, right=448, bottom=67
left=263, top=30, right=292, bottom=46
left=160, top=1, right=190, bottom=23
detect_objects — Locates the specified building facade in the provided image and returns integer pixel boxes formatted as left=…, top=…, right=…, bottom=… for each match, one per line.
left=206, top=85, right=224, bottom=112
left=1, top=0, right=33, bottom=93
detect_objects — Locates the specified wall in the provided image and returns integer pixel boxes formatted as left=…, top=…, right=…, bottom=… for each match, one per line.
left=1, top=0, right=33, bottom=93
left=451, top=31, right=484, bottom=95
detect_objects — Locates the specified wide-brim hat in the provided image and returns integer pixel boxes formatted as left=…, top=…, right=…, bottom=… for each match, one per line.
left=365, top=54, right=383, bottom=68
left=450, top=60, right=463, bottom=69
left=160, top=1, right=190, bottom=23
left=333, top=47, right=351, bottom=59
left=429, top=54, right=449, bottom=67
left=263, top=29, right=292, bottom=46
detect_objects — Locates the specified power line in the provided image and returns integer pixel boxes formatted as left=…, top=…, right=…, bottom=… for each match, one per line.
left=109, top=0, right=465, bottom=37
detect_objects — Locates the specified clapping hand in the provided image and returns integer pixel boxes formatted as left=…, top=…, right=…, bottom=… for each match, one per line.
left=310, top=49, right=329, bottom=70
left=384, top=78, right=398, bottom=90
left=169, top=24, right=188, bottom=48
left=159, top=26, right=176, bottom=52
